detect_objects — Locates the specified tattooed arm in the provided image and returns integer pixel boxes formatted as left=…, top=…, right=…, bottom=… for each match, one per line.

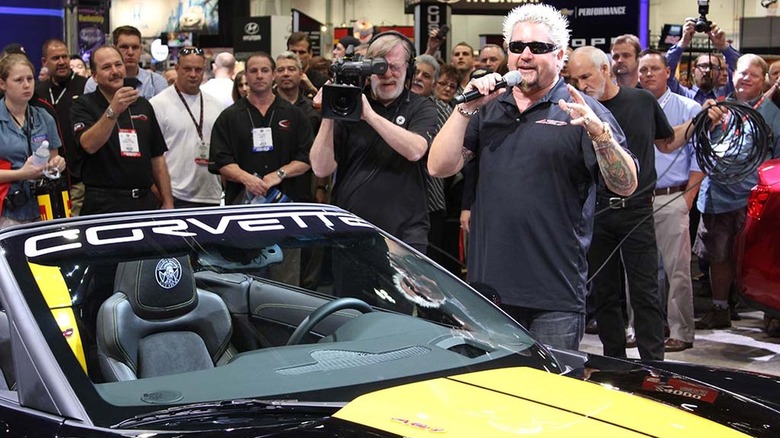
left=590, top=123, right=638, bottom=196
left=558, top=84, right=638, bottom=196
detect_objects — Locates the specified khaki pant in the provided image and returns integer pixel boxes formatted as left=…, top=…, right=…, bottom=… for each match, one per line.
left=653, top=194, right=694, bottom=343
left=69, top=182, right=85, bottom=216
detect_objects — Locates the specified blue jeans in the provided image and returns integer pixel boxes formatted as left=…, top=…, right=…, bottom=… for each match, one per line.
left=502, top=305, right=585, bottom=350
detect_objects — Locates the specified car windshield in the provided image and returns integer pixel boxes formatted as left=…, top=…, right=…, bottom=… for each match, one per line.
left=1, top=204, right=548, bottom=427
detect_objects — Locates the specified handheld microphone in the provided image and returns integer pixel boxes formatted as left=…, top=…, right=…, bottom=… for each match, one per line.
left=453, top=71, right=522, bottom=104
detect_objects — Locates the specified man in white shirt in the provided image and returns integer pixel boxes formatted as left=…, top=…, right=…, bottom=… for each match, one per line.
left=151, top=46, right=225, bottom=208
left=200, top=51, right=235, bottom=107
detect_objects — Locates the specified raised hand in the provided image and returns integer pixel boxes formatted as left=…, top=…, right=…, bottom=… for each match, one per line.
left=558, top=84, right=603, bottom=137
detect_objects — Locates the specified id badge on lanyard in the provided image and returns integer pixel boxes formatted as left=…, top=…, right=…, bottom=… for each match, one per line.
left=252, top=127, right=273, bottom=152
left=195, top=141, right=210, bottom=165
left=119, top=129, right=141, bottom=157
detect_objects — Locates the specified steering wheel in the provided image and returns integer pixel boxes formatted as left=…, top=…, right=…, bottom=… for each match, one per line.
left=286, top=297, right=373, bottom=345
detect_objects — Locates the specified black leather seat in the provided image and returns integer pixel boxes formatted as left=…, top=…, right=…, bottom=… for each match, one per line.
left=96, top=256, right=233, bottom=381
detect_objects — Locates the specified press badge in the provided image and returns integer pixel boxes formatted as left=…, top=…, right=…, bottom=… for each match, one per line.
left=118, top=129, right=141, bottom=157
left=252, top=127, right=273, bottom=152
left=195, top=141, right=209, bottom=165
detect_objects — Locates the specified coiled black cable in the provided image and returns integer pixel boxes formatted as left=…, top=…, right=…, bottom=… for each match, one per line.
left=688, top=100, right=773, bottom=185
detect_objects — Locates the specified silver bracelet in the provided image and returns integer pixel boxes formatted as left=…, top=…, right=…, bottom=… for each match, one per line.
left=457, top=104, right=480, bottom=117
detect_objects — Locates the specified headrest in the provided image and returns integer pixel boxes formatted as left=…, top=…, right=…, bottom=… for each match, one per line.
left=114, top=256, right=197, bottom=320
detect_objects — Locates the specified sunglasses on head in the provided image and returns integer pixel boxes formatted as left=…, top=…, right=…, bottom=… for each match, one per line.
left=179, top=47, right=205, bottom=57
left=508, top=41, right=559, bottom=55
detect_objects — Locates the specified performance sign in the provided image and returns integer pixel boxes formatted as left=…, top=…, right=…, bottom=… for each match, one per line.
left=405, top=0, right=645, bottom=52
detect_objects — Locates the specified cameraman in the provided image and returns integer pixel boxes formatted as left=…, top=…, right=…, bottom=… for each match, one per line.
left=310, top=32, right=437, bottom=252
left=665, top=17, right=740, bottom=104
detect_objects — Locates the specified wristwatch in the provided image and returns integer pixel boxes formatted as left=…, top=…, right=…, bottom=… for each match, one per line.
left=588, top=121, right=612, bottom=144
left=105, top=106, right=117, bottom=120
left=276, top=168, right=286, bottom=180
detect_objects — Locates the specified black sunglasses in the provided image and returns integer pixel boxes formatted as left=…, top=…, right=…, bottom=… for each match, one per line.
left=508, top=41, right=559, bottom=55
left=179, top=47, right=205, bottom=57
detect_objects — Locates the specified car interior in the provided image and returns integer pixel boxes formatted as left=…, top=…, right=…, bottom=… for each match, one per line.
left=96, top=255, right=235, bottom=381
left=0, top=219, right=575, bottom=425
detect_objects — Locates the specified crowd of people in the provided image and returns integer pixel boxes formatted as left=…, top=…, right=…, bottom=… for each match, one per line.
left=1, top=3, right=779, bottom=359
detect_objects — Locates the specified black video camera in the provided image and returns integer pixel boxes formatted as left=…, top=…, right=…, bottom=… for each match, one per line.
left=322, top=56, right=388, bottom=121
left=695, top=0, right=712, bottom=33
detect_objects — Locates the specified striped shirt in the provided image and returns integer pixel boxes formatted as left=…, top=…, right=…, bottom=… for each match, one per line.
left=424, top=97, right=452, bottom=212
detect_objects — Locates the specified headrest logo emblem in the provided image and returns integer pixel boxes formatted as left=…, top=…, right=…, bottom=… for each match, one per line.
left=155, top=258, right=182, bottom=289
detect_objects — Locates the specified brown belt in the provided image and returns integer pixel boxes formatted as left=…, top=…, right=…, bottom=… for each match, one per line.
left=653, top=184, right=687, bottom=196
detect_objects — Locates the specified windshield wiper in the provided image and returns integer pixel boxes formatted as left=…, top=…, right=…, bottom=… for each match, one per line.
left=115, top=399, right=346, bottom=428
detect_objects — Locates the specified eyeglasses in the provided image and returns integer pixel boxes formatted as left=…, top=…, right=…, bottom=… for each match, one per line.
left=695, top=63, right=722, bottom=71
left=436, top=81, right=458, bottom=89
left=508, top=41, right=559, bottom=55
left=387, top=62, right=406, bottom=74
left=179, top=47, right=205, bottom=57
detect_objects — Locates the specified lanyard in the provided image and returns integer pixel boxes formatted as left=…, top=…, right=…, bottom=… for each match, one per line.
left=48, top=72, right=73, bottom=106
left=175, top=85, right=204, bottom=140
left=720, top=94, right=764, bottom=134
left=750, top=94, right=765, bottom=111
left=110, top=99, right=136, bottom=131
left=246, top=107, right=275, bottom=130
left=8, top=105, right=32, bottom=156
left=658, top=91, right=672, bottom=110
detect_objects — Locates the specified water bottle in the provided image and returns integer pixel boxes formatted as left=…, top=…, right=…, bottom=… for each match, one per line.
left=32, top=141, right=50, bottom=168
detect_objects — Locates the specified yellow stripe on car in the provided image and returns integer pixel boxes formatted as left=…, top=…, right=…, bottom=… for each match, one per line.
left=334, top=367, right=748, bottom=437
left=28, top=262, right=87, bottom=373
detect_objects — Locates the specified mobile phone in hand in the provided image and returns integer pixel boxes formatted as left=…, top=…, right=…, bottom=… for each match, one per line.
left=123, top=77, right=139, bottom=89
left=436, top=25, right=450, bottom=39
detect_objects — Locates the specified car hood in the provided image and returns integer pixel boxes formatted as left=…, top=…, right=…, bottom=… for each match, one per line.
left=333, top=366, right=749, bottom=437
left=103, top=361, right=778, bottom=437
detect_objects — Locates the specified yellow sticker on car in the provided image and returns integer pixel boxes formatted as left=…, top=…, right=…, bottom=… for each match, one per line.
left=334, top=367, right=748, bottom=437
left=28, top=262, right=87, bottom=373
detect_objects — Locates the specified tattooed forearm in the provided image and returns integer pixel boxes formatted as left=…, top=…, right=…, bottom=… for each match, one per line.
left=595, top=140, right=637, bottom=196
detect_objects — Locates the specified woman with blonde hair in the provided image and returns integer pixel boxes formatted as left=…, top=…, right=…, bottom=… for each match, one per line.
left=0, top=54, right=65, bottom=228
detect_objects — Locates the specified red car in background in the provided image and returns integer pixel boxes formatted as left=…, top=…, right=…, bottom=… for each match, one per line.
left=735, top=158, right=780, bottom=319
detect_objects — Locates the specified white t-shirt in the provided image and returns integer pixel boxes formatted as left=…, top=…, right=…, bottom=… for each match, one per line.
left=151, top=85, right=226, bottom=204
left=200, top=77, right=235, bottom=108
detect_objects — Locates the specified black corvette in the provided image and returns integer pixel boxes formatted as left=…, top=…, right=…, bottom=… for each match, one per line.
left=0, top=204, right=778, bottom=436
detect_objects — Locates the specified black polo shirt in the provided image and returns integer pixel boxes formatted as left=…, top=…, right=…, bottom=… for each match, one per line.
left=332, top=88, right=437, bottom=249
left=599, top=86, right=673, bottom=198
left=36, top=73, right=87, bottom=180
left=209, top=96, right=313, bottom=204
left=293, top=93, right=321, bottom=135
left=463, top=78, right=629, bottom=313
left=72, top=91, right=168, bottom=189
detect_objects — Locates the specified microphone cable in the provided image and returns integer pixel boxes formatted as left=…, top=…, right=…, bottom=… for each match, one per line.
left=688, top=100, right=773, bottom=185
left=587, top=100, right=772, bottom=284
left=586, top=179, right=703, bottom=285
